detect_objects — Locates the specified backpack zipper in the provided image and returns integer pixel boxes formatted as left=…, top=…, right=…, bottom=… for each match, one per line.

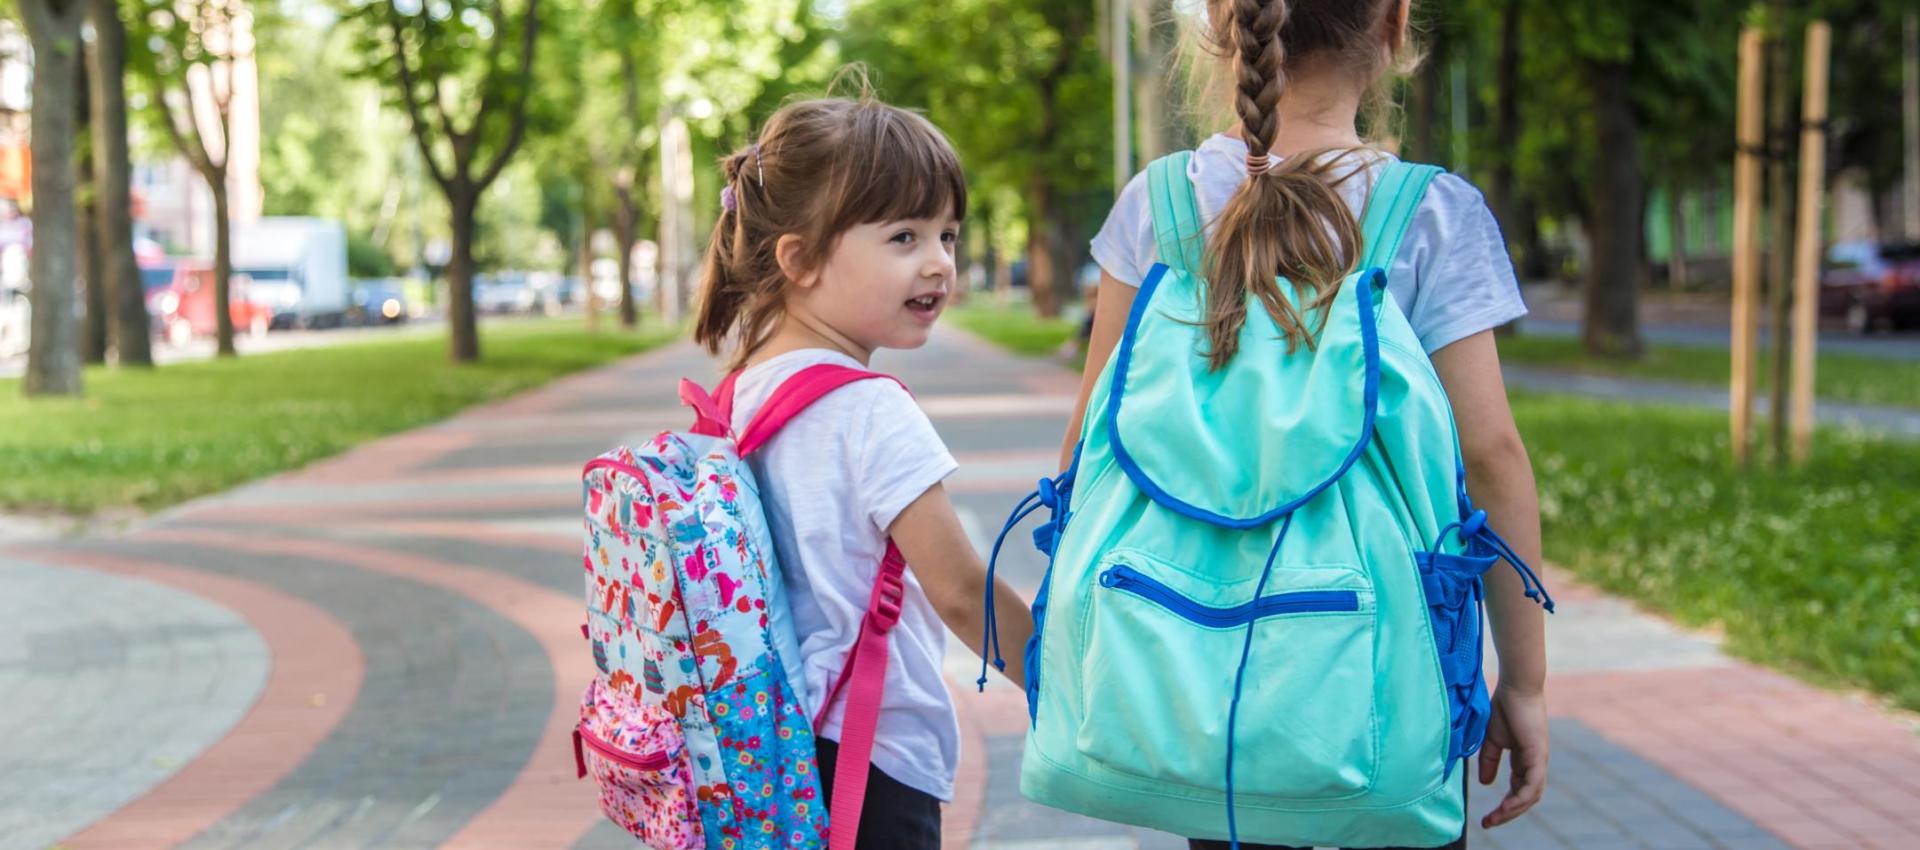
left=575, top=725, right=673, bottom=773
left=1098, top=564, right=1359, bottom=627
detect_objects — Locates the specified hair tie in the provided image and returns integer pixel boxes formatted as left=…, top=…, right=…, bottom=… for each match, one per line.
left=720, top=185, right=737, bottom=213
left=1245, top=152, right=1275, bottom=175
left=750, top=143, right=764, bottom=186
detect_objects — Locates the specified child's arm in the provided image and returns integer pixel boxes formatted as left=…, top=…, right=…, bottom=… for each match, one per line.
left=1429, top=330, right=1549, bottom=829
left=889, top=481, right=1034, bottom=687
left=1058, top=272, right=1139, bottom=471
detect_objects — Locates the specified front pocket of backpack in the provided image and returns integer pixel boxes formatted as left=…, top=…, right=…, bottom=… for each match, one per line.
left=1075, top=553, right=1380, bottom=801
left=576, top=677, right=703, bottom=850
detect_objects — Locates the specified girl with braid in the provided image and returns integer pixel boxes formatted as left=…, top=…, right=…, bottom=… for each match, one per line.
left=1058, top=1, right=1549, bottom=846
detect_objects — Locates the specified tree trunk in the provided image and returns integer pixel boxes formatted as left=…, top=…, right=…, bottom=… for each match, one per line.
left=22, top=0, right=87, bottom=397
left=212, top=176, right=235, bottom=356
left=81, top=191, right=105, bottom=363
left=1666, top=186, right=1689, bottom=289
left=613, top=184, right=639, bottom=329
left=447, top=189, right=481, bottom=362
left=1408, top=28, right=1444, bottom=162
left=1486, top=0, right=1521, bottom=239
left=81, top=200, right=106, bottom=366
left=1025, top=172, right=1062, bottom=318
left=579, top=198, right=598, bottom=332
left=1580, top=60, right=1645, bottom=358
left=980, top=203, right=1005, bottom=299
left=90, top=0, right=150, bottom=366
left=79, top=54, right=106, bottom=365
left=1514, top=197, right=1550, bottom=281
left=1765, top=2, right=1793, bottom=461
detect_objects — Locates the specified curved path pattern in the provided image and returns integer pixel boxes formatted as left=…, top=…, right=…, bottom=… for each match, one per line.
left=4, top=327, right=1918, bottom=849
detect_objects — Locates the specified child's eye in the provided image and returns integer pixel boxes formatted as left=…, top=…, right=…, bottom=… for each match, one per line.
left=890, top=230, right=916, bottom=245
left=941, top=231, right=958, bottom=245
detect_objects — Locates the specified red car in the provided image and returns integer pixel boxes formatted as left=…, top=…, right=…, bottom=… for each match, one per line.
left=1821, top=240, right=1920, bottom=334
left=144, top=259, right=274, bottom=345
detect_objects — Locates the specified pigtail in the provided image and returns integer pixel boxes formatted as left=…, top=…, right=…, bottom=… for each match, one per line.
left=692, top=149, right=757, bottom=363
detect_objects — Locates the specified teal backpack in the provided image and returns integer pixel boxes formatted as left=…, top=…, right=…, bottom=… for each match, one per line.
left=980, top=153, right=1554, bottom=848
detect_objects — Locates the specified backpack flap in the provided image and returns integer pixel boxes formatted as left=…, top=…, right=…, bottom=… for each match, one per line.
left=1108, top=157, right=1440, bottom=528
left=1107, top=262, right=1380, bottom=528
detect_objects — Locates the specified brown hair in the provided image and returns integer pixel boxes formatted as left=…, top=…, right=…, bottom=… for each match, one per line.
left=1196, top=0, right=1401, bottom=368
left=692, top=83, right=968, bottom=370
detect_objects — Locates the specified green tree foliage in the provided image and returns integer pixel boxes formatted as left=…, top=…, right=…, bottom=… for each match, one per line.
left=840, top=0, right=1112, bottom=317
left=128, top=0, right=254, bottom=357
left=338, top=0, right=552, bottom=361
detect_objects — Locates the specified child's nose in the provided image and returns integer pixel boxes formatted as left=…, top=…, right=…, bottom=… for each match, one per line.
left=923, top=248, right=954, bottom=280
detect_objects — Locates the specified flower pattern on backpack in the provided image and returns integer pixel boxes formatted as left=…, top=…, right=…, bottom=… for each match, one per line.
left=580, top=430, right=829, bottom=849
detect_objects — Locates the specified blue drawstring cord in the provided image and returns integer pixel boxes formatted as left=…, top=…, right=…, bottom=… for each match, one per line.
left=1224, top=513, right=1295, bottom=850
left=980, top=491, right=1041, bottom=689
left=979, top=469, right=1074, bottom=691
left=1435, top=509, right=1555, bottom=613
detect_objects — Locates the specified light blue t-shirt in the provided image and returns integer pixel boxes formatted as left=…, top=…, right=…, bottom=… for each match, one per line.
left=1090, top=134, right=1527, bottom=354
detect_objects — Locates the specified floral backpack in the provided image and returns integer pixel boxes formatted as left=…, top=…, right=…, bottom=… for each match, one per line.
left=575, top=364, right=911, bottom=850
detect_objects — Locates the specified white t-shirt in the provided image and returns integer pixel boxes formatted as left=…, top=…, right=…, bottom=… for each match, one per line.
left=1090, top=133, right=1528, bottom=353
left=729, top=348, right=961, bottom=801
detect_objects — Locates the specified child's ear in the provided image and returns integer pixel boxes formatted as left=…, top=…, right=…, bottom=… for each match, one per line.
left=775, top=234, right=819, bottom=289
left=1384, top=0, right=1411, bottom=54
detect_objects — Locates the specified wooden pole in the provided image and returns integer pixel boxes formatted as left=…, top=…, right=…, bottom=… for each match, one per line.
left=1789, top=22, right=1832, bottom=465
left=1731, top=28, right=1766, bottom=467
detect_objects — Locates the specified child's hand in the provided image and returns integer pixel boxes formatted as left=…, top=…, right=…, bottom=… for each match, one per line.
left=1477, top=685, right=1548, bottom=829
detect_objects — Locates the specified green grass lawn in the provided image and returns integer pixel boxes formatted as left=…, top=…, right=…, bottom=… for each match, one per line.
left=947, top=301, right=1081, bottom=358
left=1517, top=392, right=1919, bottom=709
left=1498, top=334, right=1920, bottom=410
left=0, top=319, right=679, bottom=514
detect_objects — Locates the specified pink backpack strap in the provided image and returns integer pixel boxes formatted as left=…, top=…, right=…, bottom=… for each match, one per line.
left=687, top=360, right=912, bottom=849
left=679, top=379, right=732, bottom=438
left=819, top=541, right=909, bottom=850
left=711, top=371, right=743, bottom=423
left=739, top=362, right=911, bottom=850
left=735, top=364, right=905, bottom=457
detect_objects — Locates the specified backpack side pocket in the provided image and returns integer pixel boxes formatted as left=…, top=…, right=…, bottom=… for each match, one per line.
left=576, top=676, right=703, bottom=850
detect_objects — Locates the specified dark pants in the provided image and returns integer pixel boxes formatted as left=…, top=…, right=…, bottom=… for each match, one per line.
left=816, top=738, right=942, bottom=850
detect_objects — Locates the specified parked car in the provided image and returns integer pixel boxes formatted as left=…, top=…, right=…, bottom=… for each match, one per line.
left=474, top=272, right=539, bottom=314
left=346, top=279, right=408, bottom=326
left=145, top=261, right=274, bottom=345
left=1821, top=240, right=1920, bottom=334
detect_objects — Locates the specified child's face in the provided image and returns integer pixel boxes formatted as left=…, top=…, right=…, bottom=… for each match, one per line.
left=793, top=212, right=959, bottom=357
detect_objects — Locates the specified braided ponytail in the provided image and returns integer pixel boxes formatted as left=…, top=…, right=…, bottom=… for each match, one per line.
left=1199, top=0, right=1396, bottom=368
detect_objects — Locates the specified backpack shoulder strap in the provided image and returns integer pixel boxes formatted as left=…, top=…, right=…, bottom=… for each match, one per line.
left=1147, top=151, right=1204, bottom=274
left=694, top=361, right=909, bottom=850
left=819, top=541, right=908, bottom=850
left=1357, top=160, right=1444, bottom=277
left=704, top=363, right=904, bottom=456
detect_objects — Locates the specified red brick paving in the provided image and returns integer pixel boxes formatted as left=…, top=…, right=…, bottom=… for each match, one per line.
left=21, top=548, right=362, bottom=850
left=144, top=528, right=606, bottom=849
left=1548, top=635, right=1920, bottom=849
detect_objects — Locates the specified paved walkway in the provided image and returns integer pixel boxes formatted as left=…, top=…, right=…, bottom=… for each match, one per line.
left=3, top=326, right=1918, bottom=849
